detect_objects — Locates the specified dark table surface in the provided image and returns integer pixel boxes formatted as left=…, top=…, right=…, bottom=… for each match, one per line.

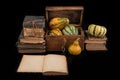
left=6, top=49, right=112, bottom=80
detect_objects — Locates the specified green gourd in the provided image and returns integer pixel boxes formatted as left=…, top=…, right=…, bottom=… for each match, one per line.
left=62, top=24, right=79, bottom=35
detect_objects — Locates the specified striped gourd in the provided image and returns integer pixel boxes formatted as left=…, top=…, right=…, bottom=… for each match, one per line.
left=49, top=28, right=63, bottom=36
left=88, top=24, right=107, bottom=38
left=62, top=24, right=79, bottom=35
left=49, top=17, right=69, bottom=30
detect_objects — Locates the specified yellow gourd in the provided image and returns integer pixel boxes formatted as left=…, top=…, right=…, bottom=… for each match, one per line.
left=49, top=17, right=69, bottom=30
left=49, top=28, right=63, bottom=36
left=68, top=38, right=81, bottom=55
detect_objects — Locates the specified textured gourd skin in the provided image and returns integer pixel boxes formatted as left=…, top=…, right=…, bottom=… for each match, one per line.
left=68, top=38, right=81, bottom=55
left=49, top=17, right=69, bottom=30
left=62, top=24, right=79, bottom=35
left=88, top=24, right=107, bottom=38
left=49, top=28, right=63, bottom=36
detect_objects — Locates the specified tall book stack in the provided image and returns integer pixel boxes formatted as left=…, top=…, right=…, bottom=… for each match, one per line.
left=16, top=16, right=46, bottom=53
left=84, top=30, right=108, bottom=51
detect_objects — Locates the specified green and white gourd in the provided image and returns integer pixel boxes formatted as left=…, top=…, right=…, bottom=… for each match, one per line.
left=62, top=24, right=79, bottom=35
left=88, top=24, right=107, bottom=38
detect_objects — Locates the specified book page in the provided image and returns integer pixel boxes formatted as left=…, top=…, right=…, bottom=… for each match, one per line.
left=43, top=54, right=68, bottom=75
left=17, top=55, right=45, bottom=72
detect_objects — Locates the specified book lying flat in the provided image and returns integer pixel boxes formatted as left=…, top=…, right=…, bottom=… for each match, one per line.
left=16, top=41, right=45, bottom=49
left=18, top=30, right=45, bottom=44
left=17, top=54, right=68, bottom=75
left=20, top=37, right=45, bottom=44
left=86, top=43, right=107, bottom=51
left=84, top=39, right=107, bottom=44
left=18, top=49, right=46, bottom=53
left=23, top=27, right=45, bottom=37
left=23, top=16, right=45, bottom=37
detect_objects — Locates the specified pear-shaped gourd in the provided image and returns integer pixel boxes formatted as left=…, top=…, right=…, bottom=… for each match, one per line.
left=68, top=38, right=82, bottom=55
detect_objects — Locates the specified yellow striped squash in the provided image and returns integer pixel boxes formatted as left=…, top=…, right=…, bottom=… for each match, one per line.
left=49, top=17, right=69, bottom=30
left=49, top=28, right=63, bottom=36
left=88, top=24, right=107, bottom=38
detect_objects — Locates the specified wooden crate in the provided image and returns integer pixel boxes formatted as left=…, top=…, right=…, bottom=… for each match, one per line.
left=45, top=6, right=84, bottom=51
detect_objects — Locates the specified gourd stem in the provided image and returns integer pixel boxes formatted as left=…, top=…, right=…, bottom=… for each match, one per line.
left=76, top=38, right=80, bottom=41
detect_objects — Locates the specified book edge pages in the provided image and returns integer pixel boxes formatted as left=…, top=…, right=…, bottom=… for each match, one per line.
left=18, top=49, right=46, bottom=53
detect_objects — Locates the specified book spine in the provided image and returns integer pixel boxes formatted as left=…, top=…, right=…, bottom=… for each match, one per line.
left=17, top=44, right=45, bottom=49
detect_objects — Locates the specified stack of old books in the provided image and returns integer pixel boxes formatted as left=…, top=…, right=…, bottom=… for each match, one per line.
left=84, top=30, right=108, bottom=51
left=16, top=16, right=46, bottom=53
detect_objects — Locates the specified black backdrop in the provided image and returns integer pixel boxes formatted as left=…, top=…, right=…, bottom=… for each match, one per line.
left=3, top=0, right=115, bottom=80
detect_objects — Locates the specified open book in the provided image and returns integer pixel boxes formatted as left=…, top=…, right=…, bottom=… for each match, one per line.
left=17, top=54, right=68, bottom=75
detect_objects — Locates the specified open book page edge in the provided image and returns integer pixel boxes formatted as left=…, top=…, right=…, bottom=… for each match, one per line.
left=17, top=55, right=45, bottom=72
left=43, top=71, right=68, bottom=76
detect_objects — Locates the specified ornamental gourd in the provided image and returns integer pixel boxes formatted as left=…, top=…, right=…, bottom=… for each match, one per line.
left=88, top=24, right=107, bottom=38
left=68, top=38, right=82, bottom=55
left=49, top=28, right=63, bottom=36
left=49, top=17, right=69, bottom=30
left=62, top=24, right=78, bottom=35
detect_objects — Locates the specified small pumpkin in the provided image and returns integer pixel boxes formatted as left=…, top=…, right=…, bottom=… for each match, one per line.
left=88, top=24, right=107, bottom=38
left=49, top=17, right=69, bottom=30
left=49, top=28, right=63, bottom=36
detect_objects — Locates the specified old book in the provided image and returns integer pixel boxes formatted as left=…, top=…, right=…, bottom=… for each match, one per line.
left=18, top=30, right=45, bottom=44
left=86, top=43, right=107, bottom=51
left=16, top=41, right=45, bottom=49
left=17, top=54, right=68, bottom=75
left=23, top=16, right=45, bottom=37
left=23, top=27, right=45, bottom=37
left=84, top=39, right=107, bottom=44
left=18, top=49, right=46, bottom=53
left=20, top=37, right=45, bottom=44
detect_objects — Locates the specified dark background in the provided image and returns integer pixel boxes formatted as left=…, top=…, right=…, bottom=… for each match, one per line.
left=2, top=0, right=116, bottom=80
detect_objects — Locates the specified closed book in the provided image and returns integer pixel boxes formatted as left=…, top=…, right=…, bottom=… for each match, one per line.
left=18, top=30, right=45, bottom=44
left=16, top=41, right=45, bottom=49
left=18, top=48, right=46, bottom=53
left=86, top=43, right=107, bottom=51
